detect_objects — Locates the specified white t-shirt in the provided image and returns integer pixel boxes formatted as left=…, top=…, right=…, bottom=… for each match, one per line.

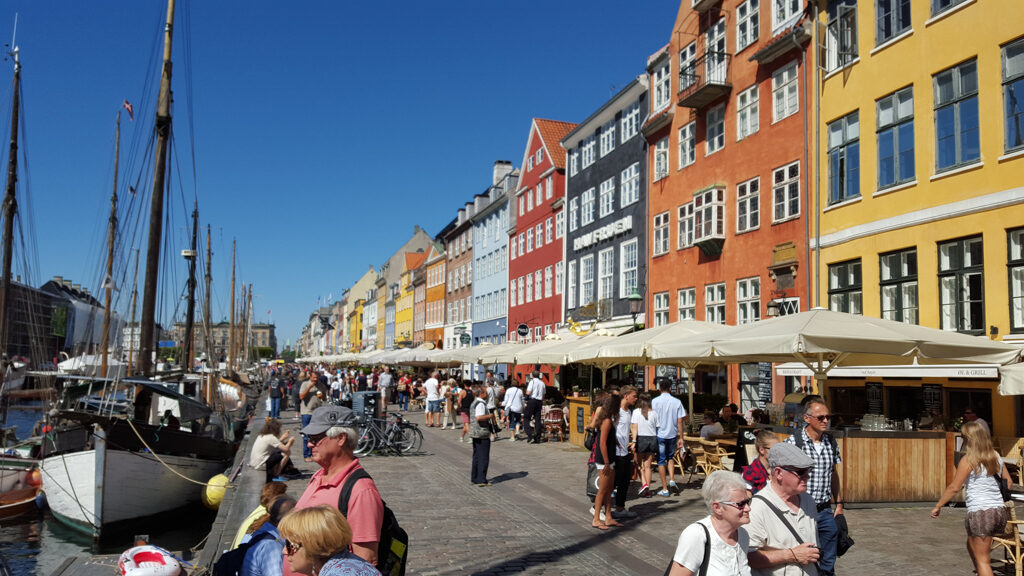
left=632, top=408, right=659, bottom=437
left=652, top=393, right=687, bottom=439
left=474, top=400, right=488, bottom=419
left=503, top=387, right=524, bottom=413
left=700, top=422, right=724, bottom=440
left=616, top=408, right=632, bottom=457
left=250, top=434, right=282, bottom=470
left=486, top=386, right=498, bottom=409
left=526, top=378, right=545, bottom=401
left=424, top=378, right=440, bottom=401
left=965, top=454, right=1006, bottom=512
left=673, top=516, right=751, bottom=576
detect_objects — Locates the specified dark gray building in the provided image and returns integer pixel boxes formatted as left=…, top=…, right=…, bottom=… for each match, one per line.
left=561, top=75, right=649, bottom=333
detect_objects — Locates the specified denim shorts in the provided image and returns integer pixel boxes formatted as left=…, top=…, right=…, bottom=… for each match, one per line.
left=657, top=436, right=677, bottom=466
left=427, top=400, right=441, bottom=413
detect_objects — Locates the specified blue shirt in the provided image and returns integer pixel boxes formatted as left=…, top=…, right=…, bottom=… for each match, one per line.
left=318, top=551, right=382, bottom=576
left=651, top=392, right=686, bottom=439
left=241, top=523, right=284, bottom=576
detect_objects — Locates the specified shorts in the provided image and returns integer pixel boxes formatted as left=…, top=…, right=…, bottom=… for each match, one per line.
left=965, top=506, right=1009, bottom=537
left=427, top=400, right=441, bottom=413
left=636, top=435, right=658, bottom=455
left=657, top=437, right=678, bottom=466
left=508, top=410, right=522, bottom=429
left=460, top=412, right=470, bottom=424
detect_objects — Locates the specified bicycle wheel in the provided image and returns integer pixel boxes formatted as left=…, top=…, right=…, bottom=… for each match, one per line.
left=393, top=424, right=416, bottom=453
left=400, top=424, right=423, bottom=453
left=354, top=423, right=378, bottom=456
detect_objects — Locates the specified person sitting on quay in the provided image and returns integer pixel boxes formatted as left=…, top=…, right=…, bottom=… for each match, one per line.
left=241, top=495, right=297, bottom=576
left=250, top=417, right=295, bottom=483
left=666, top=470, right=753, bottom=576
left=279, top=505, right=381, bottom=576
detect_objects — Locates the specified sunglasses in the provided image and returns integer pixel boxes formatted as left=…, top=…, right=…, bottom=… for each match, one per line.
left=808, top=414, right=831, bottom=422
left=717, top=498, right=753, bottom=509
left=307, top=432, right=329, bottom=445
left=284, top=539, right=303, bottom=556
left=781, top=466, right=811, bottom=478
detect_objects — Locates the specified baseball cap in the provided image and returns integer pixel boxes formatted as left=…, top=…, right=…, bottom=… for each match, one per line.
left=768, top=442, right=814, bottom=470
left=302, top=405, right=358, bottom=436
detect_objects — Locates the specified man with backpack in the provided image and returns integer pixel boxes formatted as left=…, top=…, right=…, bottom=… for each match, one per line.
left=268, top=377, right=284, bottom=418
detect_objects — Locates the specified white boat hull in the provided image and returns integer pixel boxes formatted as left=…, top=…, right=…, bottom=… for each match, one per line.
left=41, top=443, right=225, bottom=537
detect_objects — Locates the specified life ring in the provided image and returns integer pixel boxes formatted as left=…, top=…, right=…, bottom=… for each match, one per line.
left=118, top=546, right=184, bottom=576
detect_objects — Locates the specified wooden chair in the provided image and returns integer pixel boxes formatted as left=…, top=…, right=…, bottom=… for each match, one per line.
left=700, top=439, right=730, bottom=476
left=681, top=436, right=706, bottom=482
left=993, top=501, right=1024, bottom=576
left=543, top=408, right=565, bottom=442
left=1001, top=438, right=1024, bottom=486
left=688, top=413, right=705, bottom=436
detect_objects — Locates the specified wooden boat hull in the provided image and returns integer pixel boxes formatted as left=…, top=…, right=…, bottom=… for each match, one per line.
left=0, top=486, right=38, bottom=520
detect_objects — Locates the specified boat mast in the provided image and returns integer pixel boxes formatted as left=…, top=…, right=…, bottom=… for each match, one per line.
left=0, top=45, right=20, bottom=362
left=245, top=282, right=253, bottom=365
left=182, top=203, right=197, bottom=370
left=127, top=248, right=139, bottom=376
left=228, top=238, right=235, bottom=371
left=138, top=0, right=176, bottom=377
left=203, top=225, right=212, bottom=364
left=101, top=112, right=119, bottom=378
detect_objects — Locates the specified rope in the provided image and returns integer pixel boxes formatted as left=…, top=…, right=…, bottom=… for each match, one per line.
left=123, top=417, right=233, bottom=489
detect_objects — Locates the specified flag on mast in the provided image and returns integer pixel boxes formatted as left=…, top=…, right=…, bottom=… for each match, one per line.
left=122, top=100, right=134, bottom=121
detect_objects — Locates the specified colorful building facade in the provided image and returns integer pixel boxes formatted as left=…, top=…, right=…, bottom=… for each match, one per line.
left=471, top=162, right=517, bottom=349
left=424, top=242, right=447, bottom=350
left=444, top=206, right=475, bottom=351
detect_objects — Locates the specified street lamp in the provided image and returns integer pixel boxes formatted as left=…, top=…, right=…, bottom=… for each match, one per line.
left=627, top=289, right=644, bottom=328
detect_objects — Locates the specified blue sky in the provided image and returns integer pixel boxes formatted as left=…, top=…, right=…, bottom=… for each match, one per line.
left=0, top=1, right=673, bottom=348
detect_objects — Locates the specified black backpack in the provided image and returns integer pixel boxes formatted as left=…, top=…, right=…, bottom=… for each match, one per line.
left=212, top=531, right=273, bottom=576
left=338, top=468, right=408, bottom=576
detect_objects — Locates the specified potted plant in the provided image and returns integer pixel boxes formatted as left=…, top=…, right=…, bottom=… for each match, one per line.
left=572, top=385, right=580, bottom=398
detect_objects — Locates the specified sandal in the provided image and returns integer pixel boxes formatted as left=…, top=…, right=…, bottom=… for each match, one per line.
left=591, top=523, right=609, bottom=530
left=606, top=520, right=625, bottom=527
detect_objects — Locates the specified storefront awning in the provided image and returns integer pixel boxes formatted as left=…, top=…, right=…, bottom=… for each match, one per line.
left=774, top=362, right=1000, bottom=379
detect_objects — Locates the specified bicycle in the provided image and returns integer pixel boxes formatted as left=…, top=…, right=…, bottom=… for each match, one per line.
left=354, top=412, right=423, bottom=456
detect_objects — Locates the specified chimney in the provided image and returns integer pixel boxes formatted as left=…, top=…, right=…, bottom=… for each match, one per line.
left=493, top=160, right=513, bottom=187
left=62, top=279, right=73, bottom=288
left=53, top=275, right=63, bottom=285
left=72, top=283, right=81, bottom=292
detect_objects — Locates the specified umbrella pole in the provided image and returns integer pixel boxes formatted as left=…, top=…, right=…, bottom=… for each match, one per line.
left=683, top=366, right=697, bottom=428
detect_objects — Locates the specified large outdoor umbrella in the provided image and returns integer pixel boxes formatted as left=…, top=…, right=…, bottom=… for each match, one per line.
left=476, top=341, right=524, bottom=365
left=512, top=333, right=584, bottom=366
left=999, top=363, right=1024, bottom=396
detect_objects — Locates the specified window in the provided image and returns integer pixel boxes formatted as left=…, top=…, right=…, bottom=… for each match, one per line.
left=707, top=104, right=726, bottom=154
left=654, top=211, right=671, bottom=256
left=546, top=175, right=554, bottom=199
left=536, top=148, right=543, bottom=164
left=877, top=87, right=915, bottom=189
left=773, top=161, right=800, bottom=222
left=527, top=188, right=534, bottom=211
left=556, top=261, right=564, bottom=295
left=737, top=277, right=761, bottom=324
left=679, top=42, right=697, bottom=92
left=510, top=236, right=516, bottom=259
left=678, top=122, right=696, bottom=169
left=527, top=155, right=534, bottom=171
left=546, top=217, right=553, bottom=243
left=534, top=270, right=542, bottom=301
left=939, top=236, right=984, bottom=333
left=556, top=211, right=565, bottom=238
left=653, top=60, right=671, bottom=111
left=773, top=0, right=801, bottom=32
left=737, top=0, right=759, bottom=52
left=826, top=1, right=858, bottom=72
left=621, top=100, right=640, bottom=142
left=828, top=259, right=863, bottom=314
left=518, top=196, right=524, bottom=216
left=544, top=265, right=553, bottom=298
left=694, top=188, right=725, bottom=243
left=581, top=188, right=596, bottom=226
left=620, top=163, right=640, bottom=207
left=567, top=261, right=577, bottom=309
left=772, top=61, right=799, bottom=122
left=526, top=228, right=533, bottom=252
left=934, top=59, right=980, bottom=171
left=706, top=283, right=727, bottom=324
left=582, top=135, right=596, bottom=168
left=569, top=197, right=579, bottom=231
left=533, top=327, right=542, bottom=342
left=600, top=119, right=616, bottom=156
left=706, top=18, right=728, bottom=84
left=525, top=272, right=533, bottom=303
left=1003, top=39, right=1024, bottom=153
left=580, top=255, right=595, bottom=306
left=534, top=224, right=543, bottom=249
left=678, top=202, right=694, bottom=248
left=678, top=287, right=696, bottom=320
left=880, top=248, right=918, bottom=324
left=1010, top=229, right=1024, bottom=332
left=655, top=137, right=670, bottom=180
left=737, top=177, right=760, bottom=233
left=569, top=150, right=579, bottom=177
left=828, top=111, right=860, bottom=204
left=536, top=187, right=543, bottom=208
left=876, top=0, right=911, bottom=45
left=932, top=0, right=969, bottom=17
left=654, top=292, right=670, bottom=327
left=737, top=85, right=759, bottom=140
left=598, top=248, right=614, bottom=302
left=518, top=233, right=525, bottom=256
left=599, top=178, right=615, bottom=218
left=620, top=239, right=638, bottom=297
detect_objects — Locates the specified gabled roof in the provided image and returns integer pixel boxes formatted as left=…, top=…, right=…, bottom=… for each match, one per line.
left=533, top=118, right=578, bottom=170
left=404, top=251, right=427, bottom=272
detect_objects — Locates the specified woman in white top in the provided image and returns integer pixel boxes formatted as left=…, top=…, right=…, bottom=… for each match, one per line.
left=502, top=382, right=525, bottom=441
left=932, top=420, right=1012, bottom=576
left=668, top=470, right=752, bottom=576
left=630, top=393, right=659, bottom=497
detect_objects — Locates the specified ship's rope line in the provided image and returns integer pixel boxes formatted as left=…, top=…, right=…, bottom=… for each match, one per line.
left=123, top=416, right=233, bottom=488
left=38, top=434, right=101, bottom=531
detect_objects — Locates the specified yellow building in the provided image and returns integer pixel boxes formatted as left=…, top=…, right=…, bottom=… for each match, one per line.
left=395, top=252, right=426, bottom=347
left=812, top=0, right=1024, bottom=436
left=347, top=299, right=363, bottom=353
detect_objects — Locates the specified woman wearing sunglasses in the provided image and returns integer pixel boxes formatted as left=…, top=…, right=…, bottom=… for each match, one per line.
left=278, top=505, right=382, bottom=576
left=667, top=470, right=752, bottom=575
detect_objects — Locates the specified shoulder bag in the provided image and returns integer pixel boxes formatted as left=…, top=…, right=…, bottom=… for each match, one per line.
left=661, top=522, right=710, bottom=576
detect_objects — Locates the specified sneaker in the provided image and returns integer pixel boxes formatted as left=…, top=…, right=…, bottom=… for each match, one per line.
left=611, top=509, right=638, bottom=520
left=657, top=489, right=671, bottom=497
left=588, top=506, right=607, bottom=522
left=638, top=483, right=650, bottom=497
left=510, top=436, right=516, bottom=442
left=669, top=481, right=680, bottom=495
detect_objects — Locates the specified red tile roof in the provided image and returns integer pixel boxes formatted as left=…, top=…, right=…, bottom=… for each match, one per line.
left=404, top=251, right=427, bottom=272
left=534, top=118, right=578, bottom=170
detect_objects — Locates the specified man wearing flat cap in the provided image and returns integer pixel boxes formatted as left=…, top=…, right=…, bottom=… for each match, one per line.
left=285, top=405, right=384, bottom=575
left=747, top=442, right=821, bottom=576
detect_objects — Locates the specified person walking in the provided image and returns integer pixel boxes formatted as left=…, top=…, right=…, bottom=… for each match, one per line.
left=523, top=371, right=546, bottom=444
left=470, top=385, right=495, bottom=486
left=631, top=392, right=659, bottom=497
left=590, top=393, right=623, bottom=531
left=785, top=397, right=844, bottom=576
left=742, top=429, right=779, bottom=493
left=502, top=381, right=525, bottom=441
left=652, top=380, right=687, bottom=496
left=485, top=377, right=501, bottom=441
left=279, top=505, right=382, bottom=576
left=377, top=366, right=393, bottom=411
left=612, top=385, right=638, bottom=520
left=666, top=470, right=752, bottom=576
left=439, top=379, right=452, bottom=429
left=396, top=372, right=411, bottom=411
left=268, top=377, right=285, bottom=419
left=932, top=420, right=1012, bottom=576
left=458, top=382, right=473, bottom=442
left=299, top=375, right=322, bottom=462
left=423, top=370, right=441, bottom=427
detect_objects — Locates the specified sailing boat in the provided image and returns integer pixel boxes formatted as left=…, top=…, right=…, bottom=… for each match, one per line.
left=39, top=0, right=238, bottom=540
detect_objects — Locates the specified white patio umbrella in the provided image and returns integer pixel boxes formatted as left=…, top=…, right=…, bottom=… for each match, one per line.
left=476, top=341, right=525, bottom=365
left=999, top=363, right=1024, bottom=396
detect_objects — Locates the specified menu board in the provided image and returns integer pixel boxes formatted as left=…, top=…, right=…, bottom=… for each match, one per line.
left=576, top=406, right=585, bottom=433
left=922, top=383, right=943, bottom=413
left=758, top=363, right=773, bottom=407
left=866, top=381, right=883, bottom=415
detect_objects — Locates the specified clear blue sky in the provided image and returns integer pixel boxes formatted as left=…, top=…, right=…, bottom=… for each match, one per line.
left=0, top=0, right=673, bottom=349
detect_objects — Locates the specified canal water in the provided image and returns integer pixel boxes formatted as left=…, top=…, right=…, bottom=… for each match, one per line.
left=1, top=408, right=216, bottom=576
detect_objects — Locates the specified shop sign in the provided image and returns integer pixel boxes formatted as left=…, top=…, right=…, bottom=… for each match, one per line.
left=573, top=215, right=633, bottom=251
left=758, top=362, right=773, bottom=407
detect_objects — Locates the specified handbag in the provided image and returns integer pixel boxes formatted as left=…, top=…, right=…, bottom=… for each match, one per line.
left=583, top=427, right=597, bottom=451
left=995, top=473, right=1013, bottom=503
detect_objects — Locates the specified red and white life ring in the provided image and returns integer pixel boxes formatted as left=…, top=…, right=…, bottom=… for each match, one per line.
left=118, top=546, right=183, bottom=576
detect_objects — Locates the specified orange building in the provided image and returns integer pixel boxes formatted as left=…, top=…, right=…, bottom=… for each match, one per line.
left=643, top=1, right=814, bottom=409
left=423, top=241, right=446, bottom=350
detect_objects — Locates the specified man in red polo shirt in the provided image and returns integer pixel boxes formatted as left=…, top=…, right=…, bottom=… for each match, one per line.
left=286, top=405, right=384, bottom=574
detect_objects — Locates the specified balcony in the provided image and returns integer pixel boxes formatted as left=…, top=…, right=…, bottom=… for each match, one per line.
left=691, top=0, right=719, bottom=13
left=677, top=52, right=732, bottom=109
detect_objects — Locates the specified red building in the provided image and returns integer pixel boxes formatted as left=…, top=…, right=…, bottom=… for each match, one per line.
left=507, top=119, right=577, bottom=382
left=643, top=1, right=813, bottom=409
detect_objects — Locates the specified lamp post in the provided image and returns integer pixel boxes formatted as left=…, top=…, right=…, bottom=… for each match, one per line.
left=627, top=289, right=644, bottom=329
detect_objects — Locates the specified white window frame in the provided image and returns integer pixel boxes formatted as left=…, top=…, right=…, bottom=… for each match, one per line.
left=706, top=103, right=726, bottom=155
left=569, top=197, right=579, bottom=232
left=597, top=248, right=614, bottom=302
left=653, top=211, right=671, bottom=256
left=556, top=261, right=564, bottom=295
left=600, top=119, right=616, bottom=157
left=737, top=0, right=760, bottom=52
left=534, top=269, right=542, bottom=301
left=737, top=85, right=760, bottom=140
left=653, top=60, right=671, bottom=111
left=678, top=202, right=694, bottom=249
left=654, top=137, right=670, bottom=181
left=772, top=160, right=801, bottom=223
left=772, top=61, right=799, bottom=122
left=526, top=228, right=533, bottom=253
left=556, top=211, right=565, bottom=238
left=773, top=0, right=801, bottom=33
left=737, top=277, right=761, bottom=324
left=705, top=282, right=727, bottom=324
left=569, top=149, right=579, bottom=177
left=535, top=223, right=543, bottom=249
left=582, top=136, right=597, bottom=168
left=599, top=178, right=615, bottom=218
left=525, top=271, right=533, bottom=303
left=544, top=265, right=553, bottom=298
left=546, top=175, right=554, bottom=200
left=620, top=162, right=640, bottom=207
left=678, top=287, right=696, bottom=320
left=679, top=42, right=697, bottom=93
left=581, top=188, right=596, bottom=226
left=580, top=254, right=595, bottom=306
left=737, top=177, right=760, bottom=233
left=527, top=188, right=534, bottom=211
left=621, top=100, right=640, bottom=142
left=653, top=291, right=671, bottom=327
left=545, top=217, right=553, bottom=243
left=567, top=261, right=577, bottom=309
left=678, top=122, right=696, bottom=169
left=693, top=188, right=726, bottom=243
left=620, top=238, right=638, bottom=298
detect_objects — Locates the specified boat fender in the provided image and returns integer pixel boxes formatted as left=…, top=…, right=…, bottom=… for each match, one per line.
left=118, top=546, right=184, bottom=576
left=34, top=489, right=47, bottom=511
left=25, top=468, right=42, bottom=487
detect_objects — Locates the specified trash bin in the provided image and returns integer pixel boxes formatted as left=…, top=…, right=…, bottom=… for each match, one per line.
left=353, top=390, right=379, bottom=421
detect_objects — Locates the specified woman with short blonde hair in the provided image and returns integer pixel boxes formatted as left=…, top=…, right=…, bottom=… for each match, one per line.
left=278, top=505, right=380, bottom=576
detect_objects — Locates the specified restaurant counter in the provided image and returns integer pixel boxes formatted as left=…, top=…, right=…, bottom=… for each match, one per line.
left=565, top=396, right=593, bottom=448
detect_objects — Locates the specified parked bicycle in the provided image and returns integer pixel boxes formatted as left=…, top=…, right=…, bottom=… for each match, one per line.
left=354, top=411, right=423, bottom=456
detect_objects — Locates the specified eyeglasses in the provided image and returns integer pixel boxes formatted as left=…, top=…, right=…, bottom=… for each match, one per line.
left=809, top=414, right=831, bottom=422
left=780, top=467, right=811, bottom=478
left=717, top=498, right=753, bottom=509
left=307, top=432, right=328, bottom=446
left=284, top=539, right=303, bottom=556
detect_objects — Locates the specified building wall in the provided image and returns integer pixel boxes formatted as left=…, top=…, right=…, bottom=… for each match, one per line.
left=363, top=295, right=378, bottom=350
left=445, top=222, right=475, bottom=349
left=396, top=268, right=414, bottom=346
left=413, top=280, right=426, bottom=345
left=472, top=199, right=510, bottom=345
left=424, top=245, right=447, bottom=349
left=343, top=267, right=378, bottom=351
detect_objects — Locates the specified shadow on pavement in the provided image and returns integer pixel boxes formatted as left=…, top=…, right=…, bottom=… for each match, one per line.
left=489, top=471, right=529, bottom=484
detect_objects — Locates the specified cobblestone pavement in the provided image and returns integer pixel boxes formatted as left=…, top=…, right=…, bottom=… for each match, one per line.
left=279, top=407, right=983, bottom=575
